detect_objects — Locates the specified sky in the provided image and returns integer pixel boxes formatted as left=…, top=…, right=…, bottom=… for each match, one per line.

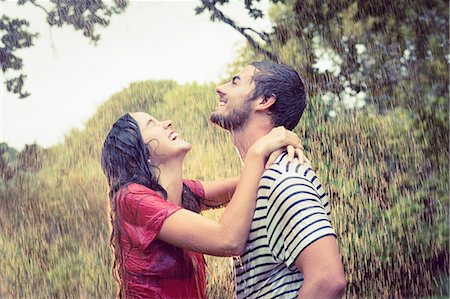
left=0, top=0, right=271, bottom=150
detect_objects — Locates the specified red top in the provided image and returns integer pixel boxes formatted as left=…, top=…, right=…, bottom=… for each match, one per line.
left=116, top=180, right=207, bottom=299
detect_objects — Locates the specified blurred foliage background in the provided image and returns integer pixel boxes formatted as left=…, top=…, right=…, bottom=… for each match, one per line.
left=1, top=0, right=448, bottom=298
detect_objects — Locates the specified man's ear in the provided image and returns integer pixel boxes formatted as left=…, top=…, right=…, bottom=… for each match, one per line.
left=255, top=94, right=276, bottom=111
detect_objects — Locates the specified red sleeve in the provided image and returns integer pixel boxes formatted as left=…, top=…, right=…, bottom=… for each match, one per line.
left=183, top=179, right=205, bottom=199
left=119, top=184, right=182, bottom=250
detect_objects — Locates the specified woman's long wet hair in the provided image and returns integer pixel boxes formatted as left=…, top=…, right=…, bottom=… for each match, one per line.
left=101, top=113, right=201, bottom=298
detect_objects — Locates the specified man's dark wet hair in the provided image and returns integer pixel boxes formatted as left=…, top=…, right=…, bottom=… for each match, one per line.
left=249, top=60, right=307, bottom=130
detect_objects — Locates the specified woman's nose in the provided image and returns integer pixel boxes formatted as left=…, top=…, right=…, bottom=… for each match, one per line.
left=162, top=120, right=172, bottom=128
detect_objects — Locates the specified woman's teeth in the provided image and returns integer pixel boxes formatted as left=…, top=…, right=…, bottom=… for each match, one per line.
left=169, top=133, right=178, bottom=141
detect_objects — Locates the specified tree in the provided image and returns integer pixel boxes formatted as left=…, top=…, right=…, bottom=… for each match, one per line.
left=0, top=142, right=18, bottom=181
left=196, top=0, right=448, bottom=105
left=0, top=0, right=128, bottom=98
left=197, top=1, right=449, bottom=297
left=195, top=0, right=279, bottom=61
left=197, top=0, right=449, bottom=170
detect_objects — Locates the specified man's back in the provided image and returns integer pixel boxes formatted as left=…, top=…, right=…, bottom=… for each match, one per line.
left=234, top=152, right=336, bottom=299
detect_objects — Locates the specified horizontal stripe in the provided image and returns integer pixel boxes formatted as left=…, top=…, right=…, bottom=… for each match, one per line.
left=270, top=211, right=328, bottom=254
left=268, top=204, right=324, bottom=247
left=254, top=277, right=304, bottom=299
left=267, top=271, right=301, bottom=286
left=247, top=234, right=266, bottom=244
left=286, top=229, right=336, bottom=264
left=267, top=190, right=321, bottom=223
left=265, top=168, right=282, bottom=175
left=250, top=225, right=266, bottom=233
left=267, top=184, right=320, bottom=218
left=285, top=219, right=332, bottom=253
left=240, top=243, right=270, bottom=260
left=303, top=168, right=311, bottom=177
left=236, top=267, right=277, bottom=291
left=272, top=288, right=298, bottom=299
left=237, top=264, right=285, bottom=293
left=276, top=152, right=287, bottom=163
left=236, top=262, right=276, bottom=277
left=255, top=205, right=267, bottom=211
left=268, top=176, right=316, bottom=199
left=238, top=253, right=273, bottom=269
left=253, top=215, right=267, bottom=222
left=258, top=185, right=271, bottom=191
left=261, top=175, right=276, bottom=181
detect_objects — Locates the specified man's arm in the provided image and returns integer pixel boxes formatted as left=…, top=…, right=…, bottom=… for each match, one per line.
left=295, top=236, right=346, bottom=299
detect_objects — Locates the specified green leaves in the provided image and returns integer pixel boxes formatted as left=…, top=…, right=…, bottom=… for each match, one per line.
left=0, top=15, right=38, bottom=98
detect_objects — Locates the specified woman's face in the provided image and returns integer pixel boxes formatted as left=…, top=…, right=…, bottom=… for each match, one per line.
left=130, top=112, right=192, bottom=163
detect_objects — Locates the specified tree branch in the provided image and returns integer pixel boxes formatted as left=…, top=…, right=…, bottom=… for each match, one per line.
left=199, top=0, right=278, bottom=62
left=28, top=0, right=49, bottom=14
left=242, top=27, right=271, bottom=44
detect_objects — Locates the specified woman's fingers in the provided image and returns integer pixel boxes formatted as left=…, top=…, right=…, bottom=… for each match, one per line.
left=286, top=146, right=307, bottom=164
left=287, top=145, right=295, bottom=162
left=287, top=131, right=303, bottom=149
left=255, top=126, right=306, bottom=163
left=296, top=147, right=304, bottom=164
left=303, top=155, right=311, bottom=166
left=266, top=148, right=284, bottom=168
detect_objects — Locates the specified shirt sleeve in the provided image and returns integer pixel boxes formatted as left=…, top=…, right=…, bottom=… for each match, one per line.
left=266, top=173, right=336, bottom=269
left=183, top=179, right=205, bottom=199
left=120, top=184, right=182, bottom=251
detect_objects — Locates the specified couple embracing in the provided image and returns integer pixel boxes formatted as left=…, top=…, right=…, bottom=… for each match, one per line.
left=101, top=61, right=346, bottom=299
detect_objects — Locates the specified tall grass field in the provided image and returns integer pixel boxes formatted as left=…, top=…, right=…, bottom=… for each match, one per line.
left=0, top=80, right=448, bottom=298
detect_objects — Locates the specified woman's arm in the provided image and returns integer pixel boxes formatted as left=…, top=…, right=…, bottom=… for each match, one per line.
left=157, top=127, right=302, bottom=256
left=199, top=177, right=239, bottom=210
left=198, top=144, right=307, bottom=211
left=159, top=150, right=267, bottom=256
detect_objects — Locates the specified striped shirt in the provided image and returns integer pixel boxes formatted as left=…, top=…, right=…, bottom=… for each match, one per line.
left=234, top=152, right=336, bottom=299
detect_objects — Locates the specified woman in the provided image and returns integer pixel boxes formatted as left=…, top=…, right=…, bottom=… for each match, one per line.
left=101, top=112, right=304, bottom=298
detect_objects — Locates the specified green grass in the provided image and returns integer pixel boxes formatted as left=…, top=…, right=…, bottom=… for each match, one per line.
left=0, top=80, right=448, bottom=298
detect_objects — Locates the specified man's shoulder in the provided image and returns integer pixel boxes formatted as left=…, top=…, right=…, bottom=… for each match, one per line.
left=261, top=159, right=326, bottom=201
left=263, top=159, right=316, bottom=182
left=261, top=162, right=285, bottom=181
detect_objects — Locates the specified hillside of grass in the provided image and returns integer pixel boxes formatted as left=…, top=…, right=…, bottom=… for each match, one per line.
left=0, top=79, right=448, bottom=298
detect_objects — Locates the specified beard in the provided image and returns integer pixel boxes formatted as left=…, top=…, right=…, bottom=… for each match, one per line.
left=209, top=99, right=252, bottom=131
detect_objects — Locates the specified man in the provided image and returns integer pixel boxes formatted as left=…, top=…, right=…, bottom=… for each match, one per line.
left=210, top=61, right=346, bottom=298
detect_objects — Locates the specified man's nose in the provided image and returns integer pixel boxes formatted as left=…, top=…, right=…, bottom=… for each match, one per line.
left=215, top=86, right=226, bottom=98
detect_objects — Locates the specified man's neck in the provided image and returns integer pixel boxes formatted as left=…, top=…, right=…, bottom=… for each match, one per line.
left=230, top=119, right=273, bottom=162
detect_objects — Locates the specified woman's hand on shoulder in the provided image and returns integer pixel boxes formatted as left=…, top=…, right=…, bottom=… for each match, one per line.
left=248, top=126, right=309, bottom=167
